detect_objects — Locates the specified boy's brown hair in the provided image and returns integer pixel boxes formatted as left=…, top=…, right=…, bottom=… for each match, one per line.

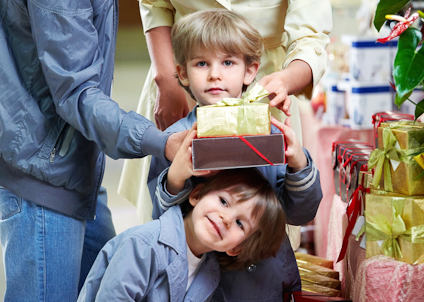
left=171, top=9, right=264, bottom=98
left=194, top=168, right=285, bottom=271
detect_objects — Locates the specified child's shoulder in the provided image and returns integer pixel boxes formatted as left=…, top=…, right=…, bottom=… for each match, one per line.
left=165, top=107, right=197, bottom=133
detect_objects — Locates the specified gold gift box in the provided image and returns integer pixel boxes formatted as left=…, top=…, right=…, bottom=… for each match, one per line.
left=196, top=103, right=270, bottom=138
left=301, top=274, right=341, bottom=290
left=295, top=252, right=334, bottom=269
left=365, top=193, right=424, bottom=264
left=297, top=260, right=339, bottom=280
left=376, top=121, right=424, bottom=195
left=301, top=284, right=341, bottom=297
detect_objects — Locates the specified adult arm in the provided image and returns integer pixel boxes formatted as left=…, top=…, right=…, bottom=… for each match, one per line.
left=145, top=26, right=189, bottom=130
left=27, top=0, right=170, bottom=160
left=140, top=0, right=189, bottom=130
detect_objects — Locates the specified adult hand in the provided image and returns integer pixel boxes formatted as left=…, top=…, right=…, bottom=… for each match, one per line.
left=165, top=129, right=189, bottom=162
left=271, top=116, right=306, bottom=172
left=258, top=74, right=292, bottom=116
left=154, top=80, right=189, bottom=130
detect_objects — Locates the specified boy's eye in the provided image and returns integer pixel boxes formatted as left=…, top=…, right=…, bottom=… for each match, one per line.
left=220, top=197, right=228, bottom=207
left=223, top=60, right=233, bottom=66
left=196, top=61, right=207, bottom=67
left=236, top=219, right=244, bottom=230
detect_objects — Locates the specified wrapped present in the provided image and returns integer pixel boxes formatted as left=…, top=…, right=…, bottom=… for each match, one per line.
left=301, top=274, right=341, bottom=290
left=372, top=111, right=414, bottom=148
left=297, top=260, right=340, bottom=280
left=332, top=141, right=373, bottom=199
left=196, top=84, right=270, bottom=138
left=343, top=151, right=371, bottom=202
left=301, top=284, right=342, bottom=297
left=295, top=252, right=334, bottom=269
left=369, top=121, right=424, bottom=195
left=365, top=193, right=424, bottom=264
left=192, top=134, right=285, bottom=170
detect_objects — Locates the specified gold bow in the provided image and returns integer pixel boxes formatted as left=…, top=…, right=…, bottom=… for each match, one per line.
left=207, top=83, right=269, bottom=107
left=366, top=197, right=424, bottom=263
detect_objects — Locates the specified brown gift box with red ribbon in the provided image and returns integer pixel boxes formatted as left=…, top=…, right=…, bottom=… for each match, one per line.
left=192, top=134, right=285, bottom=170
left=332, top=141, right=373, bottom=201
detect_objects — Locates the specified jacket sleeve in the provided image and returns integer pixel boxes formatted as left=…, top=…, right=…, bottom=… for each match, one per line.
left=277, top=148, right=322, bottom=225
left=78, top=229, right=158, bottom=301
left=283, top=0, right=333, bottom=101
left=139, top=0, right=175, bottom=33
left=148, top=166, right=193, bottom=219
left=27, top=0, right=169, bottom=160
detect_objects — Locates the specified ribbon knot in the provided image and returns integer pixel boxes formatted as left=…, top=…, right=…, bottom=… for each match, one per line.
left=366, top=197, right=424, bottom=263
left=209, top=83, right=269, bottom=107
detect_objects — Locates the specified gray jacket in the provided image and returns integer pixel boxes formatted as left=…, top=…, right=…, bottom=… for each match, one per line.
left=0, top=0, right=169, bottom=219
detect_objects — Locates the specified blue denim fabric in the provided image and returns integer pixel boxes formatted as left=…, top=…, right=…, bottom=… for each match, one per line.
left=0, top=186, right=115, bottom=302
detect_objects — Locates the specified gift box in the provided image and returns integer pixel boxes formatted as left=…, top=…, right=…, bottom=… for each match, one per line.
left=192, top=134, right=285, bottom=170
left=295, top=252, right=334, bottom=269
left=370, top=121, right=424, bottom=195
left=337, top=81, right=394, bottom=130
left=301, top=274, right=341, bottom=290
left=332, top=141, right=373, bottom=199
left=301, top=284, right=341, bottom=297
left=297, top=260, right=340, bottom=280
left=372, top=111, right=414, bottom=148
left=365, top=193, right=424, bottom=264
left=292, top=291, right=352, bottom=302
left=345, top=154, right=370, bottom=202
left=196, top=84, right=270, bottom=138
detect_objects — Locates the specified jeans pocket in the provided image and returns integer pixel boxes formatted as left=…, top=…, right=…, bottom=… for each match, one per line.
left=0, top=186, right=21, bottom=220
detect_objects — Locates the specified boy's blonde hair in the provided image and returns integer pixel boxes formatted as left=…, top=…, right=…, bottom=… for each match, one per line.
left=193, top=168, right=285, bottom=271
left=171, top=9, right=264, bottom=97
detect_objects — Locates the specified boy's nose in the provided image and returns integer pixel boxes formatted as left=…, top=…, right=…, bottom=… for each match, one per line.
left=208, top=65, right=221, bottom=81
left=219, top=213, right=231, bottom=228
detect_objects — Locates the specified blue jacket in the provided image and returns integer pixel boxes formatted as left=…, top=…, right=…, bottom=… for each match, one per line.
left=0, top=0, right=169, bottom=219
left=148, top=107, right=323, bottom=301
left=78, top=205, right=220, bottom=302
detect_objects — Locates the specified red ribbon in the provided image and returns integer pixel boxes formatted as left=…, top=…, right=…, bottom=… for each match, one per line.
left=238, top=136, right=274, bottom=165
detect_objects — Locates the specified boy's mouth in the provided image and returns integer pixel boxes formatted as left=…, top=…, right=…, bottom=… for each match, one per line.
left=207, top=217, right=222, bottom=239
left=206, top=88, right=224, bottom=94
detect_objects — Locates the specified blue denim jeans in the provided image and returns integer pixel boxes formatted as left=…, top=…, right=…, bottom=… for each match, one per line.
left=0, top=186, right=115, bottom=302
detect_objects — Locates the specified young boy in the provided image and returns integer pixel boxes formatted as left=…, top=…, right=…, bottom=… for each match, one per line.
left=147, top=9, right=323, bottom=300
left=77, top=168, right=285, bottom=301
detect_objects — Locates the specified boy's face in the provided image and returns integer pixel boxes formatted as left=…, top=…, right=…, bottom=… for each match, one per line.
left=185, top=187, right=260, bottom=257
left=176, top=48, right=259, bottom=106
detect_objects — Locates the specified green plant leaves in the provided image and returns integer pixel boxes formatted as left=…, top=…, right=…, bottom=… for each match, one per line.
left=395, top=90, right=413, bottom=107
left=415, top=99, right=424, bottom=120
left=393, top=28, right=424, bottom=100
left=374, top=0, right=410, bottom=31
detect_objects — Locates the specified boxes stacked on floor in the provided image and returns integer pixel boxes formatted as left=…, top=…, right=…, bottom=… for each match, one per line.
left=192, top=84, right=286, bottom=170
left=336, top=117, right=424, bottom=301
left=295, top=253, right=341, bottom=297
left=365, top=120, right=424, bottom=263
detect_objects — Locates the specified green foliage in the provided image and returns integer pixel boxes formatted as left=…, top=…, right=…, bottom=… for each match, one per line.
left=374, top=0, right=410, bottom=31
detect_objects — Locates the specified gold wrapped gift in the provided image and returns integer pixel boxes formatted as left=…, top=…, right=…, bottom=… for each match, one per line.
left=365, top=193, right=424, bottom=264
left=295, top=252, right=334, bottom=269
left=196, top=84, right=270, bottom=138
left=369, top=121, right=424, bottom=195
left=301, top=274, right=341, bottom=289
left=296, top=260, right=339, bottom=280
left=301, top=284, right=341, bottom=297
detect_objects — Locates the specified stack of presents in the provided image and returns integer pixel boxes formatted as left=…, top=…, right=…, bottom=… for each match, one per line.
left=333, top=111, right=424, bottom=300
left=191, top=84, right=348, bottom=301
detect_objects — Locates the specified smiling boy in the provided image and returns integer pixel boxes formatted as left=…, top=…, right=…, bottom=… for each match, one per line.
left=148, top=9, right=322, bottom=300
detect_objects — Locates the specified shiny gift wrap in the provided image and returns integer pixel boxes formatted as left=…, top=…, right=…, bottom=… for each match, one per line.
left=297, top=260, right=340, bottom=280
left=301, top=284, right=341, bottom=297
left=295, top=252, right=334, bottom=269
left=196, top=84, right=270, bottom=138
left=369, top=121, right=424, bottom=195
left=365, top=193, right=424, bottom=264
left=301, top=274, right=341, bottom=289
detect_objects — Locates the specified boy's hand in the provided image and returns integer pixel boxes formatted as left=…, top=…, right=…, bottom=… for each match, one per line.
left=167, top=123, right=213, bottom=194
left=258, top=74, right=292, bottom=116
left=271, top=117, right=307, bottom=172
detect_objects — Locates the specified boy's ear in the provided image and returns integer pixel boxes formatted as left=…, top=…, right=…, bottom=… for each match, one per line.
left=243, top=62, right=260, bottom=86
left=226, top=247, right=241, bottom=257
left=188, top=183, right=205, bottom=207
left=176, top=64, right=190, bottom=87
